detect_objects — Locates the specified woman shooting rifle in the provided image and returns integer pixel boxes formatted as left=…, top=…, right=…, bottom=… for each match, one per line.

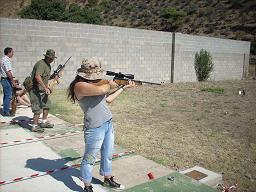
left=68, top=57, right=136, bottom=192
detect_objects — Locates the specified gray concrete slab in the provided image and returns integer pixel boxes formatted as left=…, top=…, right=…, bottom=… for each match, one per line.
left=0, top=127, right=82, bottom=192
left=180, top=166, right=223, bottom=188
left=0, top=98, right=175, bottom=191
left=92, top=155, right=175, bottom=189
left=0, top=127, right=110, bottom=192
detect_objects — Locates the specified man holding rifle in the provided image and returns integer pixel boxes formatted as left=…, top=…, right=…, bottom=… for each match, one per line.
left=28, top=49, right=56, bottom=132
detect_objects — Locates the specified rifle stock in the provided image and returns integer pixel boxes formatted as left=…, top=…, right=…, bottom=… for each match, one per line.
left=11, top=79, right=20, bottom=115
left=11, top=88, right=17, bottom=115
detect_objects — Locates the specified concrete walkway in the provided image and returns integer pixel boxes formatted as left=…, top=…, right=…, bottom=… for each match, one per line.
left=0, top=98, right=174, bottom=192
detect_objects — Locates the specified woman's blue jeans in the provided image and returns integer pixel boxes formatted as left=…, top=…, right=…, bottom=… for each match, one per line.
left=80, top=120, right=114, bottom=183
left=0, top=79, right=12, bottom=113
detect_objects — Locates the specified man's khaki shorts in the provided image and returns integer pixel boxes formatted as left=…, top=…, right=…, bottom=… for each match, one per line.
left=28, top=89, right=51, bottom=114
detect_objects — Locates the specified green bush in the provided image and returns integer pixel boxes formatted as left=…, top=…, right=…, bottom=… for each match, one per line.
left=19, top=0, right=103, bottom=25
left=65, top=4, right=102, bottom=24
left=161, top=8, right=187, bottom=23
left=160, top=7, right=187, bottom=30
left=194, top=49, right=214, bottom=81
left=19, top=0, right=67, bottom=21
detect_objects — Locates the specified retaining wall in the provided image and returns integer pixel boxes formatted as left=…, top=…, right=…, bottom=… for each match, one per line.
left=0, top=18, right=251, bottom=88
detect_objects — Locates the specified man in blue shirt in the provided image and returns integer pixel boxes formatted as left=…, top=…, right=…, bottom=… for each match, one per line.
left=0, top=47, right=15, bottom=116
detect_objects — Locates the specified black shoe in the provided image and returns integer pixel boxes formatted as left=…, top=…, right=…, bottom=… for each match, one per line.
left=2, top=112, right=14, bottom=117
left=83, top=185, right=93, bottom=192
left=104, top=176, right=125, bottom=190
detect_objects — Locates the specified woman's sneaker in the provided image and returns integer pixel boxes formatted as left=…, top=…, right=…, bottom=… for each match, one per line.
left=103, top=176, right=125, bottom=190
left=83, top=185, right=93, bottom=192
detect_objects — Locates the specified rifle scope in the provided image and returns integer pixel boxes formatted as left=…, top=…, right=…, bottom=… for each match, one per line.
left=106, top=71, right=134, bottom=80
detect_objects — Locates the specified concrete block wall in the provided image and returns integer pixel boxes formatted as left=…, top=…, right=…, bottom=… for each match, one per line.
left=0, top=18, right=251, bottom=88
left=174, top=33, right=251, bottom=82
left=0, top=18, right=172, bottom=88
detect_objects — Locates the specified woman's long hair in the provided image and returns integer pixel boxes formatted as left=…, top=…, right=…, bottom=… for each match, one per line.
left=67, top=75, right=88, bottom=103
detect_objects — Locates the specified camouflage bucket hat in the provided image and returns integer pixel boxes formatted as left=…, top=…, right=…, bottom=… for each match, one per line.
left=77, top=57, right=105, bottom=80
left=43, top=49, right=57, bottom=60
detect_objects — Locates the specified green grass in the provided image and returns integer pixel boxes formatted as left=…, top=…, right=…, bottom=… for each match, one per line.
left=48, top=80, right=256, bottom=192
left=49, top=89, right=83, bottom=124
left=200, top=87, right=224, bottom=94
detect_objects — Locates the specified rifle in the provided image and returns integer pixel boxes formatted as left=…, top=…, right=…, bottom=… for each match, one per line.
left=11, top=79, right=21, bottom=115
left=48, top=56, right=72, bottom=91
left=106, top=71, right=161, bottom=85
left=11, top=87, right=17, bottom=115
left=89, top=71, right=161, bottom=86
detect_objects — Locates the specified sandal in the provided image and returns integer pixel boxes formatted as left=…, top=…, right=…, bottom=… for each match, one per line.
left=31, top=128, right=45, bottom=133
left=40, top=122, right=54, bottom=128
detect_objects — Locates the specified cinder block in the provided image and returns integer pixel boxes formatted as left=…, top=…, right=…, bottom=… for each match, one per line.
left=180, top=166, right=223, bottom=188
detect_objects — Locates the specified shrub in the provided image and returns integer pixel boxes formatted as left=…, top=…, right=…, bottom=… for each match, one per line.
left=160, top=7, right=187, bottom=30
left=161, top=7, right=187, bottom=22
left=194, top=49, right=214, bottom=81
left=19, top=0, right=67, bottom=21
left=19, top=0, right=103, bottom=24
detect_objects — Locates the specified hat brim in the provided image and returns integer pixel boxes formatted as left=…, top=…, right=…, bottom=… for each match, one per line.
left=44, top=54, right=57, bottom=59
left=77, top=71, right=105, bottom=80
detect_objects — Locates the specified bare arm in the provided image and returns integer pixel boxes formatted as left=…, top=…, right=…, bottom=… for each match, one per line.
left=74, top=82, right=111, bottom=100
left=35, top=73, right=51, bottom=95
left=106, top=87, right=124, bottom=103
left=106, top=80, right=136, bottom=103
left=6, top=70, right=15, bottom=86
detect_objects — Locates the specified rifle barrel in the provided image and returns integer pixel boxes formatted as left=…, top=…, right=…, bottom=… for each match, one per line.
left=114, top=78, right=161, bottom=85
left=134, top=80, right=161, bottom=85
left=64, top=56, right=72, bottom=66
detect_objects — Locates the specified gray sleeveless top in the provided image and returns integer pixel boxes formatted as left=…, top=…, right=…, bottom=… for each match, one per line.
left=78, top=95, right=112, bottom=129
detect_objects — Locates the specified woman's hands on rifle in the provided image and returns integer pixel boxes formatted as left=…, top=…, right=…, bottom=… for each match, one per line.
left=122, top=80, right=136, bottom=90
left=74, top=79, right=136, bottom=101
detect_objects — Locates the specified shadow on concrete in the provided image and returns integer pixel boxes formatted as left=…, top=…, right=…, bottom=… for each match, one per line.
left=25, top=157, right=102, bottom=192
left=12, top=116, right=33, bottom=130
left=26, top=157, right=83, bottom=191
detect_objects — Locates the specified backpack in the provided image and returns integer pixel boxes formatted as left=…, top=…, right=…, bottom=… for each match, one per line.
left=23, top=76, right=33, bottom=91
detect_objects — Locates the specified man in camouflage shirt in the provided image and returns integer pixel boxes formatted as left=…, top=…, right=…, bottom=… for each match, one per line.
left=29, top=49, right=56, bottom=132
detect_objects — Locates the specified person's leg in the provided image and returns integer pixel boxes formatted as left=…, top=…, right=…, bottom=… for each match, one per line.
left=29, top=89, right=44, bottom=132
left=80, top=124, right=106, bottom=188
left=42, top=108, right=48, bottom=120
left=100, top=120, right=124, bottom=189
left=16, top=89, right=31, bottom=106
left=16, top=95, right=30, bottom=106
left=40, top=94, right=54, bottom=128
left=33, top=114, right=40, bottom=126
left=100, top=120, right=114, bottom=177
left=1, top=79, right=12, bottom=113
left=22, top=94, right=31, bottom=105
